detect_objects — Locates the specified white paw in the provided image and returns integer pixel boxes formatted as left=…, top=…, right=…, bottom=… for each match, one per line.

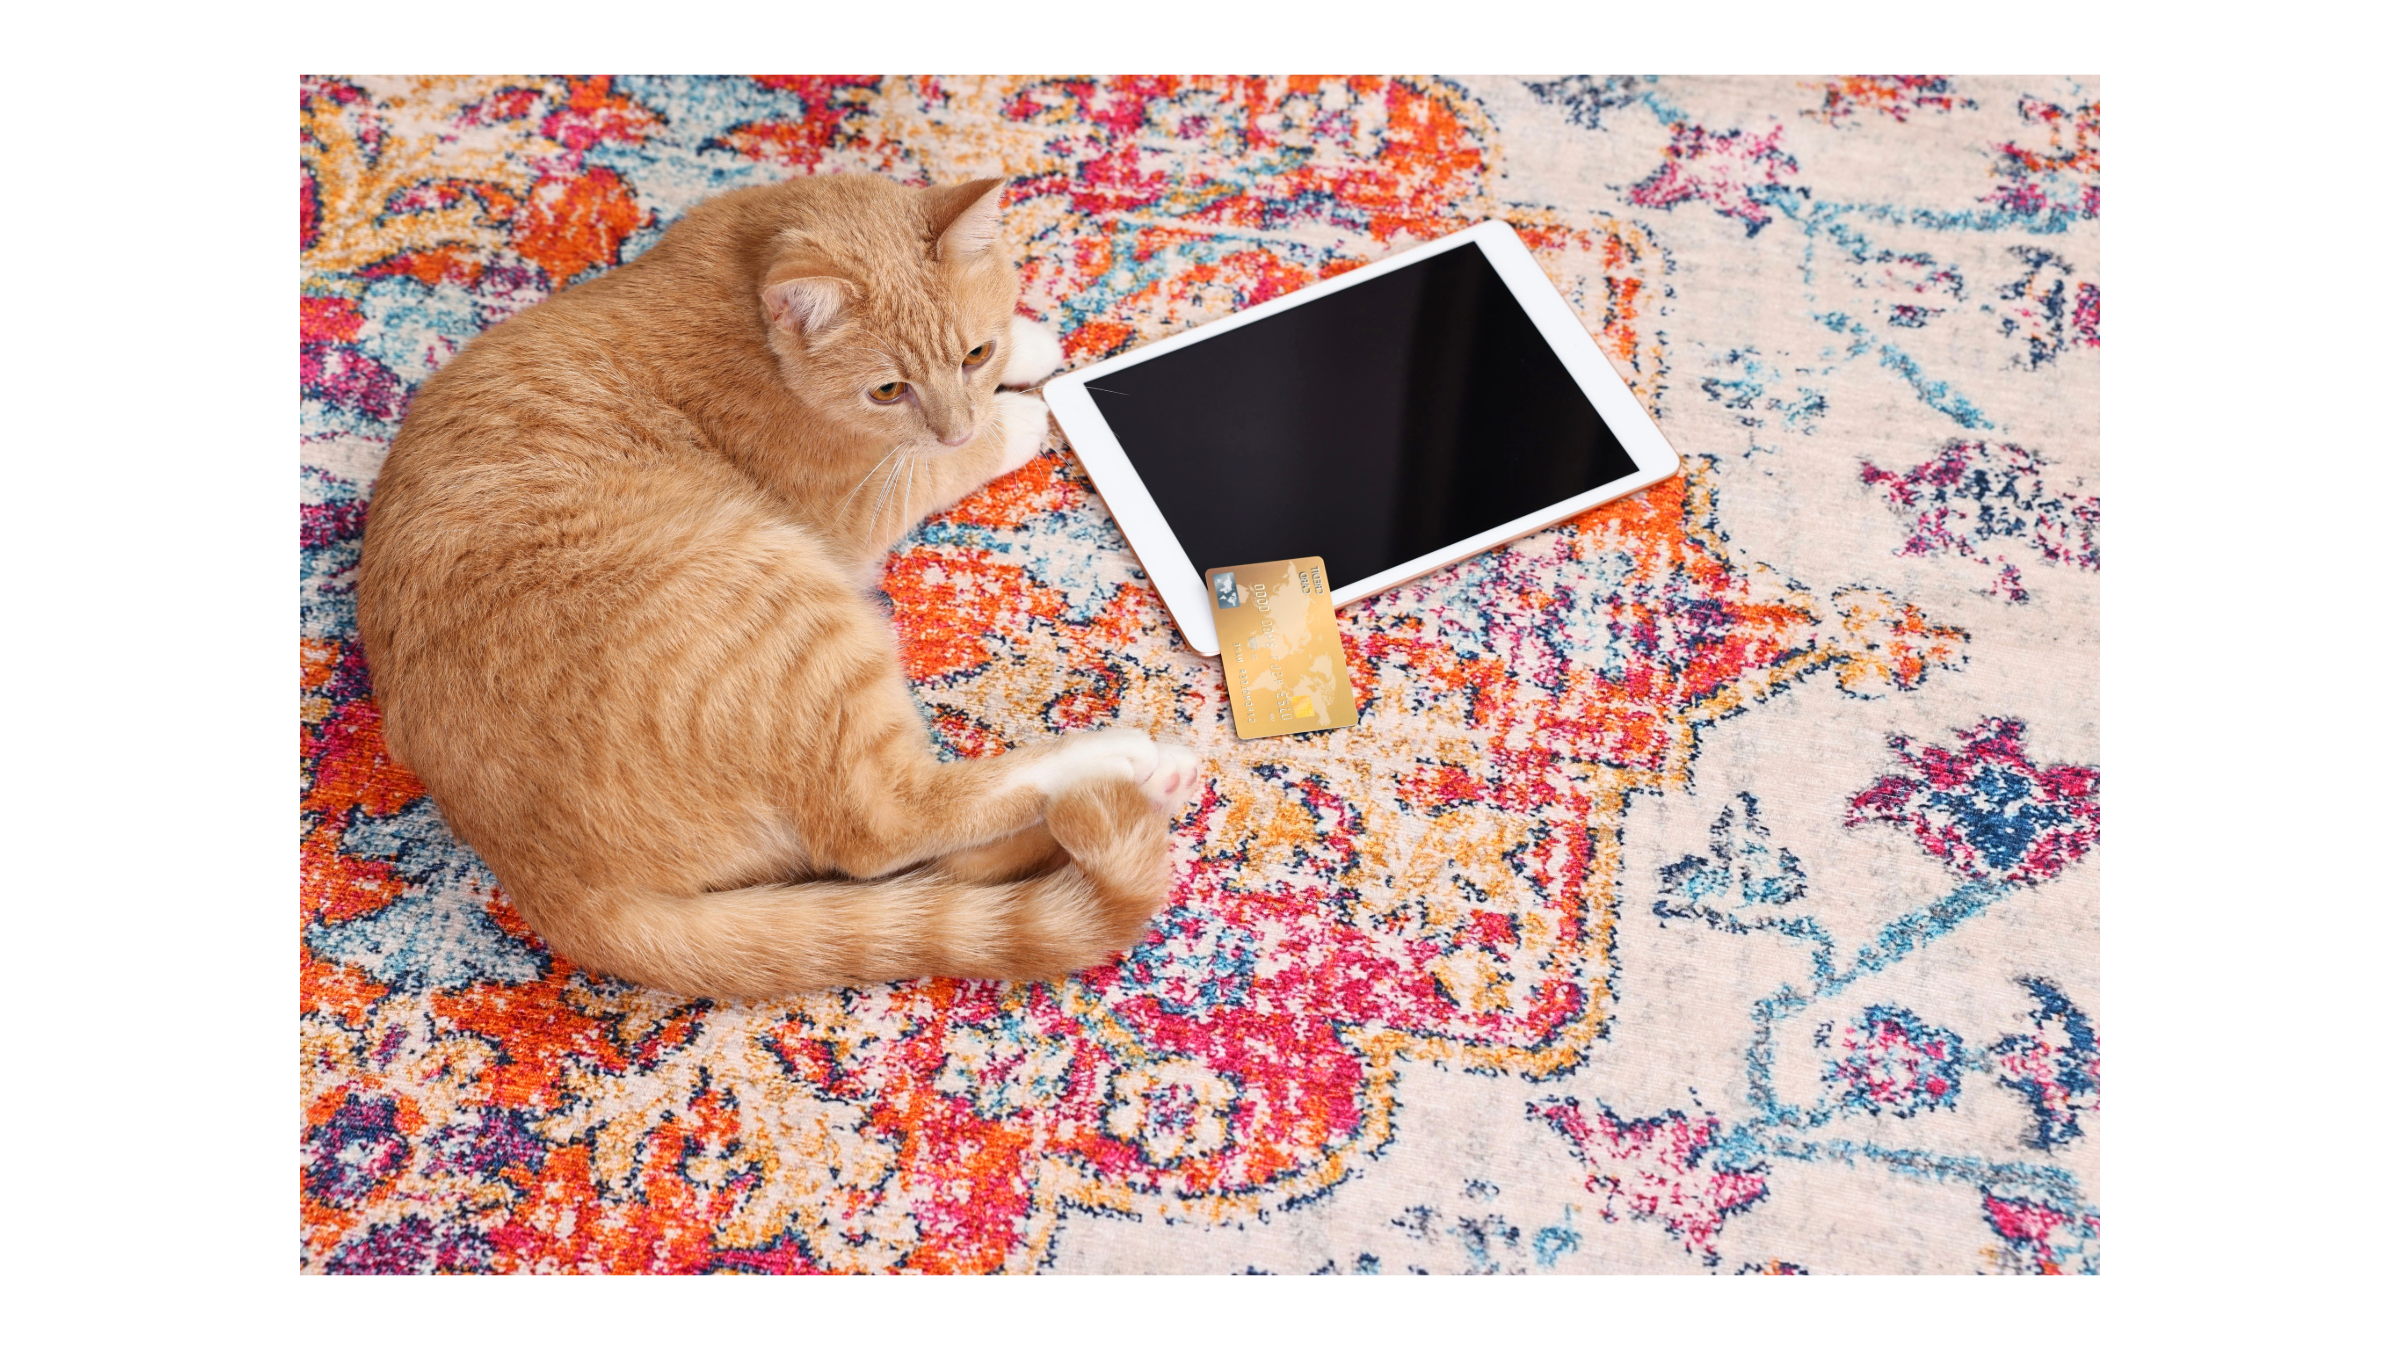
left=999, top=316, right=1064, bottom=388
left=1012, top=728, right=1159, bottom=798
left=993, top=390, right=1049, bottom=476
left=1139, top=743, right=1201, bottom=812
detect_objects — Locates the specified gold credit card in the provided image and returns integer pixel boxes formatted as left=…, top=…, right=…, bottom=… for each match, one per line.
left=1206, top=556, right=1360, bottom=740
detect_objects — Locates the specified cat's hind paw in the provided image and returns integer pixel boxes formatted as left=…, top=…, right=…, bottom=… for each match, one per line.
left=1014, top=728, right=1160, bottom=799
left=1139, top=744, right=1201, bottom=813
left=993, top=390, right=1049, bottom=476
left=1000, top=316, right=1064, bottom=388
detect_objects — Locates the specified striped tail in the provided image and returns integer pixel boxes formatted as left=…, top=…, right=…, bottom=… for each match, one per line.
left=530, top=778, right=1170, bottom=997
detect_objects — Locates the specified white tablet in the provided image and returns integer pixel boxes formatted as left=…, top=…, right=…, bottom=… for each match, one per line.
left=1041, top=219, right=1683, bottom=657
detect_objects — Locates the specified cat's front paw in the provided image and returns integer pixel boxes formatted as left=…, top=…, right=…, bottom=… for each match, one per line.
left=1000, top=316, right=1064, bottom=388
left=993, top=391, right=1049, bottom=476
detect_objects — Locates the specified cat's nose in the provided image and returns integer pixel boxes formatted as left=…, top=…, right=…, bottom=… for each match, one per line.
left=939, top=430, right=974, bottom=447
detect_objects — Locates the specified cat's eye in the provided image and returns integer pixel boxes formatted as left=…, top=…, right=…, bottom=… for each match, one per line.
left=963, top=341, right=994, bottom=368
left=868, top=381, right=906, bottom=404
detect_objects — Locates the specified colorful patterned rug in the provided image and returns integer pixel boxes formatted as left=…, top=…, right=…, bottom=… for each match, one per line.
left=301, top=75, right=2100, bottom=1275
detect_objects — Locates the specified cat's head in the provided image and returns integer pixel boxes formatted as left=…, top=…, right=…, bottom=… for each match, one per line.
left=754, top=176, right=1023, bottom=456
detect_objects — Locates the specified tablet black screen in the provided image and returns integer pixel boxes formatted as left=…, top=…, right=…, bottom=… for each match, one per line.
left=1082, top=241, right=1639, bottom=590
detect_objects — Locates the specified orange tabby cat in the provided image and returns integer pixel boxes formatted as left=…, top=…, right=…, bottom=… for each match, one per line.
left=357, top=174, right=1201, bottom=998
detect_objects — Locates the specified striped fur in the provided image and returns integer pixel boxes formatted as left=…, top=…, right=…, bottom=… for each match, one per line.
left=356, top=174, right=1195, bottom=997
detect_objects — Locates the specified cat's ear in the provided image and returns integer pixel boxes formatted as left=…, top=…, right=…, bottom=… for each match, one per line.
left=926, top=178, right=1007, bottom=263
left=762, top=273, right=850, bottom=336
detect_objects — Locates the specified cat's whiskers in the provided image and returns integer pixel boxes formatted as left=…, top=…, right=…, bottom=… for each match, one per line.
left=868, top=447, right=911, bottom=544
left=838, top=446, right=902, bottom=519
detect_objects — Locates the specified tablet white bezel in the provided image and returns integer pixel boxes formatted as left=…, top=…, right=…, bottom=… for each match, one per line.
left=1041, top=219, right=1683, bottom=657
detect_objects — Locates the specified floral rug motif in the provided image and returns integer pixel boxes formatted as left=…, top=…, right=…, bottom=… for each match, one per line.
left=301, top=75, right=2100, bottom=1274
